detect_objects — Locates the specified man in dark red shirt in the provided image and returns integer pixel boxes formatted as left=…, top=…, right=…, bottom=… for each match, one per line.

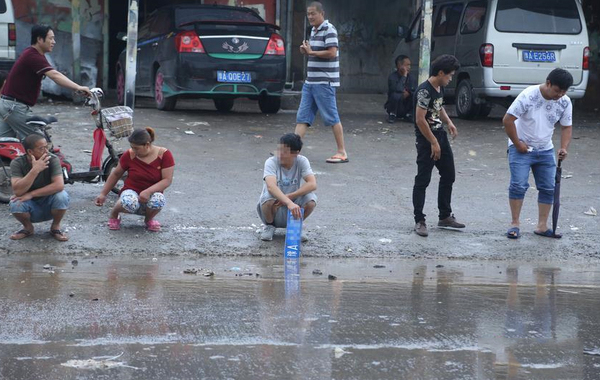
left=0, top=25, right=91, bottom=140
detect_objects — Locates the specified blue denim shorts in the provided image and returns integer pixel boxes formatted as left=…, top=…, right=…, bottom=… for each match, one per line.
left=508, top=145, right=556, bottom=204
left=9, top=190, right=70, bottom=223
left=119, top=189, right=165, bottom=215
left=296, top=83, right=341, bottom=127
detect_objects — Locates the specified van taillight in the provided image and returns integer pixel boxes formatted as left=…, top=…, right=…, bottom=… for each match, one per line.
left=264, top=34, right=285, bottom=56
left=8, top=23, right=16, bottom=46
left=175, top=31, right=205, bottom=53
left=480, top=44, right=493, bottom=67
left=583, top=47, right=590, bottom=70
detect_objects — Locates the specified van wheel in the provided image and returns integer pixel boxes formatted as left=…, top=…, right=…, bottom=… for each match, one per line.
left=456, top=79, right=480, bottom=119
left=214, top=98, right=234, bottom=112
left=154, top=68, right=177, bottom=111
left=258, top=95, right=281, bottom=114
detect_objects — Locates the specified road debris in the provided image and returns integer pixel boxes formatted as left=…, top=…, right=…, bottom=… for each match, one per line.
left=312, top=269, right=323, bottom=275
left=185, top=121, right=210, bottom=127
left=584, top=207, right=597, bottom=216
left=61, top=353, right=140, bottom=370
left=328, top=274, right=337, bottom=280
left=183, top=267, right=215, bottom=277
left=334, top=347, right=351, bottom=359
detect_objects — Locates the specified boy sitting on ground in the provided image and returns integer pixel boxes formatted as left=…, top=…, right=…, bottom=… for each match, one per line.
left=257, top=133, right=317, bottom=242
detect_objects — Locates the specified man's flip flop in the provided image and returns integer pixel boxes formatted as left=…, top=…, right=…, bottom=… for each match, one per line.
left=326, top=155, right=349, bottom=164
left=50, top=229, right=69, bottom=242
left=506, top=227, right=520, bottom=239
left=10, top=229, right=33, bottom=240
left=534, top=229, right=562, bottom=239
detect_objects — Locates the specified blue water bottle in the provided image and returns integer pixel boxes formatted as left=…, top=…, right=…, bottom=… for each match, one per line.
left=284, top=208, right=304, bottom=258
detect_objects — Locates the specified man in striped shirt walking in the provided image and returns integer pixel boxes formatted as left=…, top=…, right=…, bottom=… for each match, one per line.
left=295, top=1, right=348, bottom=164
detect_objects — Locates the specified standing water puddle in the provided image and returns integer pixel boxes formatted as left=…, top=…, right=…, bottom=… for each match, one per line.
left=1, top=255, right=600, bottom=379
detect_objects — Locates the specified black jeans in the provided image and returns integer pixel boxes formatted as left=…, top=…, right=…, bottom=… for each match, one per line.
left=412, top=130, right=456, bottom=223
left=385, top=93, right=413, bottom=117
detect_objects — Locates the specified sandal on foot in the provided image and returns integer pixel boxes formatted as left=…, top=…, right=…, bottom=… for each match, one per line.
left=50, top=229, right=69, bottom=242
left=10, top=229, right=33, bottom=240
left=326, top=155, right=349, bottom=164
left=534, top=229, right=562, bottom=239
left=108, top=218, right=121, bottom=230
left=507, top=227, right=520, bottom=239
left=145, top=220, right=161, bottom=232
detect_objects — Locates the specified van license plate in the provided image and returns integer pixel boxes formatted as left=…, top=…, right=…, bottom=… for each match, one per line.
left=217, top=71, right=251, bottom=83
left=522, top=51, right=556, bottom=63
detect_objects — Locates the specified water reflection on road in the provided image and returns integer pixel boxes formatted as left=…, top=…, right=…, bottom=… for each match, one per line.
left=1, top=255, right=599, bottom=379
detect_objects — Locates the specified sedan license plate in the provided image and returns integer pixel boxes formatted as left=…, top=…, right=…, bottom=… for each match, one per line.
left=522, top=50, right=556, bottom=63
left=217, top=71, right=251, bottom=83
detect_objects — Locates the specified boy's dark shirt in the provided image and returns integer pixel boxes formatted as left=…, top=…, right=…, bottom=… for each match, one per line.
left=414, top=80, right=445, bottom=137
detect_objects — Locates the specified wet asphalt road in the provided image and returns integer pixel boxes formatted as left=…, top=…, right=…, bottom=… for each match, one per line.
left=0, top=94, right=598, bottom=259
left=1, top=255, right=600, bottom=379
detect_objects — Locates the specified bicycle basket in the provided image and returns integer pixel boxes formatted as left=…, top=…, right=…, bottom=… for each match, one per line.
left=101, top=106, right=134, bottom=138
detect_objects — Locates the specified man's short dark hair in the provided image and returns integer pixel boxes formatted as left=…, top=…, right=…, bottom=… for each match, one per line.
left=280, top=133, right=303, bottom=152
left=307, top=1, right=324, bottom=12
left=430, top=55, right=460, bottom=76
left=395, top=55, right=409, bottom=66
left=31, top=25, right=53, bottom=46
left=547, top=68, right=573, bottom=91
left=23, top=134, right=46, bottom=152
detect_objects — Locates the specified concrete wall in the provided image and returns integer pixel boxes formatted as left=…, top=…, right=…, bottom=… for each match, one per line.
left=13, top=0, right=105, bottom=97
left=291, top=0, right=416, bottom=93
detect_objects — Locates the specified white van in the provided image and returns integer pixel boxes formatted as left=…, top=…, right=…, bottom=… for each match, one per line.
left=393, top=0, right=590, bottom=118
left=0, top=0, right=16, bottom=71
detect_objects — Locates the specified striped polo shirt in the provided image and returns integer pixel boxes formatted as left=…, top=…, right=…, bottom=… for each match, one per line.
left=306, top=20, right=340, bottom=87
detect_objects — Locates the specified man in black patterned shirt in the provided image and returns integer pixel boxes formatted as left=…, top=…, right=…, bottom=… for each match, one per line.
left=412, top=55, right=465, bottom=237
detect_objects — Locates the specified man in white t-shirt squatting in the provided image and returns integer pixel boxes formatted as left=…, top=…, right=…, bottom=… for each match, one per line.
left=257, top=133, right=317, bottom=242
left=503, top=68, right=573, bottom=239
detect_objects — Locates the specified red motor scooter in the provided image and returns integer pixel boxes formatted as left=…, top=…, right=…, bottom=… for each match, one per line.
left=0, top=88, right=133, bottom=203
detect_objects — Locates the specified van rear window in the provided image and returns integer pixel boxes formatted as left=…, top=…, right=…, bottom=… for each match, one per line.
left=0, top=1, right=6, bottom=14
left=495, top=0, right=582, bottom=35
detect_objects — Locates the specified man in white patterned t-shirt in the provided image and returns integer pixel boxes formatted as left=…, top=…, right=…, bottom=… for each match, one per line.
left=503, top=68, right=573, bottom=239
left=295, top=1, right=348, bottom=164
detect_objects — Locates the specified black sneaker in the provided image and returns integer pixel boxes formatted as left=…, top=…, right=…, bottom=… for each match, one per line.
left=438, top=215, right=465, bottom=228
left=387, top=113, right=396, bottom=123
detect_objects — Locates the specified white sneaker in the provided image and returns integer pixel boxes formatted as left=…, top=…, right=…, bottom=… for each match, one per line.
left=260, top=225, right=276, bottom=241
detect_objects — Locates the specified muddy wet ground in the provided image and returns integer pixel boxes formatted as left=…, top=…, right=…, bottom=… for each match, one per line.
left=0, top=94, right=599, bottom=379
left=1, top=255, right=600, bottom=379
left=0, top=94, right=598, bottom=259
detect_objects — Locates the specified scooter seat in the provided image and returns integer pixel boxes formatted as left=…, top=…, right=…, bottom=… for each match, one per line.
left=0, top=137, right=20, bottom=143
left=26, top=115, right=58, bottom=125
